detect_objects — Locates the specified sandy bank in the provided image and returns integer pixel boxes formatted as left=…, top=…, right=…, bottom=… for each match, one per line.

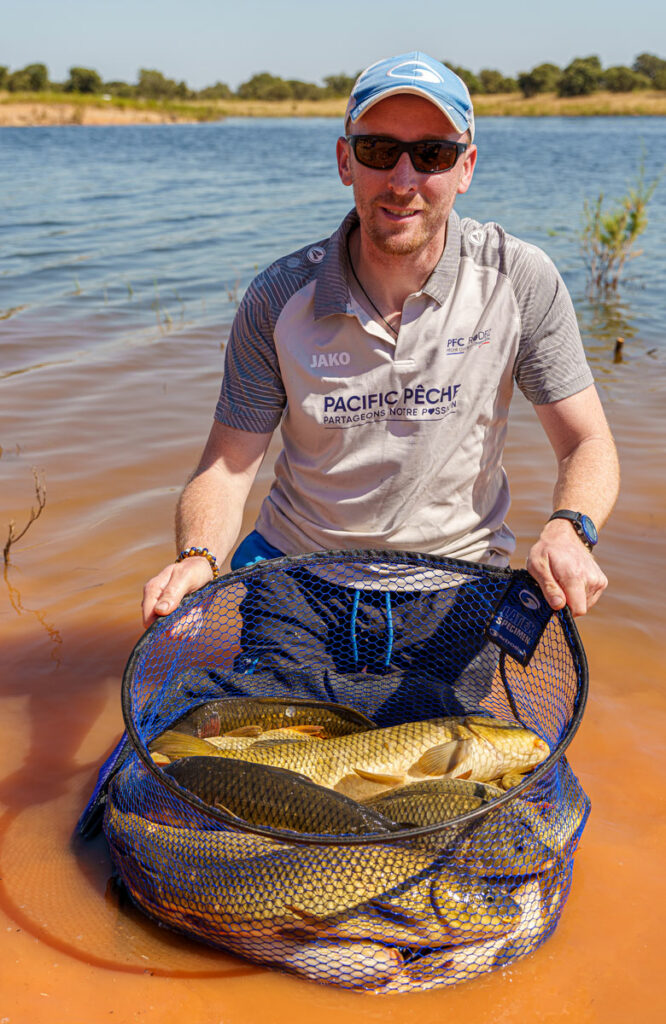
left=0, top=101, right=200, bottom=126
left=2, top=91, right=666, bottom=127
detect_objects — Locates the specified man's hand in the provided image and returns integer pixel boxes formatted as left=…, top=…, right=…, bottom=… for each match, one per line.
left=526, top=518, right=608, bottom=617
left=141, top=557, right=214, bottom=629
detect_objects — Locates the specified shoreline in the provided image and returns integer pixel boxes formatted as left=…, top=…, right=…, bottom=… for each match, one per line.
left=2, top=90, right=666, bottom=125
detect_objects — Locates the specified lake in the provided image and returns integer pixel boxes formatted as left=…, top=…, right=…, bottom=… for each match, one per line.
left=1, top=117, right=665, bottom=1022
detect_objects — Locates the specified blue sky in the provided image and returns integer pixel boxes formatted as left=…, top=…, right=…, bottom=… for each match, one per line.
left=3, top=0, right=664, bottom=89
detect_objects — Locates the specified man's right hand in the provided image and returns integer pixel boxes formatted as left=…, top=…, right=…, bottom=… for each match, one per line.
left=141, top=557, right=214, bottom=629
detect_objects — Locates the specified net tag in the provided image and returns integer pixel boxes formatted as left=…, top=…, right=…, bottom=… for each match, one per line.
left=485, top=572, right=553, bottom=666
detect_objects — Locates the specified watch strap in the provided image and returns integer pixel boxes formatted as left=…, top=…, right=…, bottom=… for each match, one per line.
left=548, top=509, right=597, bottom=549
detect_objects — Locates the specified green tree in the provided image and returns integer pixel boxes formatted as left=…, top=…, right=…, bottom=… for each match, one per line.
left=236, top=72, right=292, bottom=100
left=8, top=62, right=49, bottom=91
left=137, top=68, right=190, bottom=99
left=478, top=69, right=517, bottom=93
left=0, top=66, right=8, bottom=90
left=603, top=66, right=650, bottom=92
left=517, top=62, right=561, bottom=97
left=558, top=56, right=602, bottom=96
left=444, top=63, right=482, bottom=94
left=65, top=66, right=103, bottom=94
left=323, top=73, right=357, bottom=96
left=632, top=52, right=666, bottom=83
left=197, top=81, right=233, bottom=100
left=103, top=80, right=137, bottom=97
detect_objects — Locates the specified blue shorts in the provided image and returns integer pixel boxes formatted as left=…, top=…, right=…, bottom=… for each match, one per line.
left=231, top=530, right=284, bottom=570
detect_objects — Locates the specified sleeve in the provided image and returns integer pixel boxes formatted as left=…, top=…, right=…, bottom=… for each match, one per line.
left=215, top=274, right=287, bottom=433
left=508, top=240, right=594, bottom=405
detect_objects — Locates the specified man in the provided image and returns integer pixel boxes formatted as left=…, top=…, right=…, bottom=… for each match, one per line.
left=142, top=51, right=619, bottom=633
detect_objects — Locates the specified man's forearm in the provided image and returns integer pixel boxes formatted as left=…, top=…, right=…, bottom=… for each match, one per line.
left=175, top=463, right=248, bottom=566
left=550, top=433, right=620, bottom=527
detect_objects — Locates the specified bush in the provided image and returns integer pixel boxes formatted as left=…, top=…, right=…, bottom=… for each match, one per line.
left=581, top=155, right=661, bottom=294
left=323, top=73, right=357, bottom=97
left=8, top=62, right=49, bottom=92
left=478, top=69, right=518, bottom=93
left=65, top=66, right=103, bottom=94
left=558, top=56, right=602, bottom=96
left=0, top=65, right=8, bottom=90
left=137, top=69, right=191, bottom=99
left=603, top=66, right=650, bottom=92
left=236, top=72, right=293, bottom=100
left=632, top=52, right=666, bottom=84
left=103, top=81, right=137, bottom=98
left=517, top=63, right=561, bottom=97
left=197, top=81, right=233, bottom=100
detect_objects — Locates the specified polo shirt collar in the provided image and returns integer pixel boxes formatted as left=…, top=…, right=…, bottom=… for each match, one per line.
left=313, top=209, right=358, bottom=320
left=423, top=209, right=462, bottom=305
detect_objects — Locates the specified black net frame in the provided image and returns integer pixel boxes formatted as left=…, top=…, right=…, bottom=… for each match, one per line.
left=102, top=550, right=589, bottom=992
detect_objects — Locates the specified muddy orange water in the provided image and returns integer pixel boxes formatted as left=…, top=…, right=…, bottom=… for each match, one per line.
left=2, top=119, right=666, bottom=1022
left=2, top=325, right=665, bottom=1023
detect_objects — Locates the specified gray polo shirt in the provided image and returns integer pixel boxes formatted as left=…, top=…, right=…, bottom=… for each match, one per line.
left=215, top=209, right=593, bottom=564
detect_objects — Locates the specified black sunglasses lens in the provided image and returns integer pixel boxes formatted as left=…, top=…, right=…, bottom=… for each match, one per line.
left=411, top=141, right=458, bottom=172
left=353, top=137, right=401, bottom=169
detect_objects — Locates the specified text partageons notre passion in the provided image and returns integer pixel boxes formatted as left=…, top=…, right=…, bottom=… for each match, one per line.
left=322, top=384, right=461, bottom=425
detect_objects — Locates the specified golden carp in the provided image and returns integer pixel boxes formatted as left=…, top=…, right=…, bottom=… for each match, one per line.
left=104, top=802, right=442, bottom=931
left=223, top=931, right=403, bottom=988
left=162, top=756, right=399, bottom=836
left=364, top=779, right=555, bottom=876
left=290, top=867, right=521, bottom=948
left=197, top=715, right=549, bottom=793
left=169, top=696, right=377, bottom=740
left=378, top=877, right=548, bottom=993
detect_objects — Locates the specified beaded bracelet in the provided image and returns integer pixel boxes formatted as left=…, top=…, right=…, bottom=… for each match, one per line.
left=175, top=546, right=219, bottom=579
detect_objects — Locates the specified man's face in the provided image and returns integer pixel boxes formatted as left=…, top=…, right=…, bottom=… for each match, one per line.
left=336, top=94, right=477, bottom=259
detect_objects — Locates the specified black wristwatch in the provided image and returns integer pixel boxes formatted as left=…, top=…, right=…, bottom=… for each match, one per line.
left=548, top=509, right=598, bottom=550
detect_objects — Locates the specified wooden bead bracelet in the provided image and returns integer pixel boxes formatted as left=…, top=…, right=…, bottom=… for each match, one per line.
left=175, top=546, right=219, bottom=579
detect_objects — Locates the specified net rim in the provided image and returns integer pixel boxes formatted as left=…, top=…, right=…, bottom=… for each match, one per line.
left=121, top=550, right=588, bottom=847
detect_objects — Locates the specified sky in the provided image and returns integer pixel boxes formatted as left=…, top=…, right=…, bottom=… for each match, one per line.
left=2, top=0, right=665, bottom=90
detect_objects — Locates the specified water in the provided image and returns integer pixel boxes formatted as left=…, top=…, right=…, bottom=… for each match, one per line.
left=1, top=118, right=665, bottom=1021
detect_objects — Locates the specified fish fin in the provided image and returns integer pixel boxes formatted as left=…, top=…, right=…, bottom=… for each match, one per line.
left=213, top=802, right=243, bottom=821
left=413, top=739, right=469, bottom=777
left=288, top=725, right=326, bottom=736
left=353, top=768, right=405, bottom=785
left=223, top=725, right=262, bottom=737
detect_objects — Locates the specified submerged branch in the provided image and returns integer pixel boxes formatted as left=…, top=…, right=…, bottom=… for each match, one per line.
left=3, top=468, right=47, bottom=565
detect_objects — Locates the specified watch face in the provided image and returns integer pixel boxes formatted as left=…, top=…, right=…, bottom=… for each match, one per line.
left=579, top=514, right=598, bottom=546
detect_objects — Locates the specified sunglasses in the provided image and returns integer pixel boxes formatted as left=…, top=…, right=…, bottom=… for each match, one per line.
left=346, top=135, right=469, bottom=174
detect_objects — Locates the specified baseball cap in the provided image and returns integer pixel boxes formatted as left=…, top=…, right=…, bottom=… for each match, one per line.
left=345, top=51, right=475, bottom=141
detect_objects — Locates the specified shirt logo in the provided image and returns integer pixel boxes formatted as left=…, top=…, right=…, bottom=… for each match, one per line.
left=446, top=329, right=492, bottom=354
left=307, top=246, right=326, bottom=264
left=310, top=352, right=351, bottom=368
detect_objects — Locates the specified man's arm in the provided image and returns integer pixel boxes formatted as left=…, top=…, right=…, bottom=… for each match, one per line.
left=527, top=384, right=619, bottom=616
left=141, top=420, right=273, bottom=627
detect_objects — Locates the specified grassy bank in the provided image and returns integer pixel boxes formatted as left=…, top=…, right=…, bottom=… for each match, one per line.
left=2, top=89, right=666, bottom=125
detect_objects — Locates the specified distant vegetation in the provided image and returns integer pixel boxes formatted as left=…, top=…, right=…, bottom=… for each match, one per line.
left=1, top=53, right=666, bottom=101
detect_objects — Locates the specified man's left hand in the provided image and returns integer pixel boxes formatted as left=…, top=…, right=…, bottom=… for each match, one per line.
left=526, top=518, right=608, bottom=616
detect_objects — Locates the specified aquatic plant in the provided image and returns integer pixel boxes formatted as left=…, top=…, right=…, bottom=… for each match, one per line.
left=581, top=155, right=662, bottom=294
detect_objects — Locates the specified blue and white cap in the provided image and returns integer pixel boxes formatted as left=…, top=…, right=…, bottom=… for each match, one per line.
left=345, top=51, right=474, bottom=141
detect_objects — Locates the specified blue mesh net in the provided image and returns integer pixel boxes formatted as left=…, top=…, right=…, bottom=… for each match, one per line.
left=83, top=551, right=589, bottom=992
